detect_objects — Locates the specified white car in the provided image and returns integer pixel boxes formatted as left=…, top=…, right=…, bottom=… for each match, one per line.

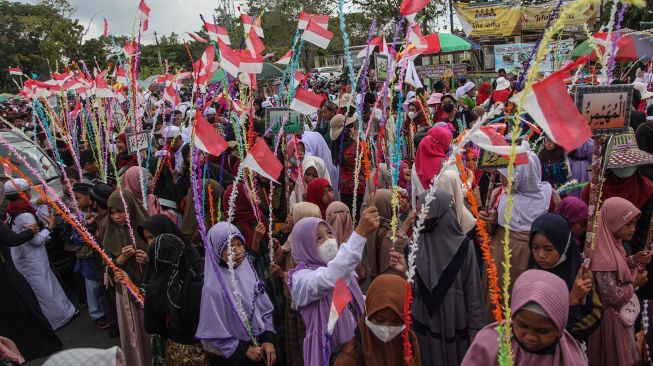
left=311, top=67, right=342, bottom=79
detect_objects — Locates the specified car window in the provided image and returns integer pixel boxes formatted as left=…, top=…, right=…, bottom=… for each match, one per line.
left=0, top=139, right=59, bottom=183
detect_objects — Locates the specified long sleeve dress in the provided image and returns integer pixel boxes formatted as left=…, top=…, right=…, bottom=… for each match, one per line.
left=290, top=232, right=366, bottom=366
left=588, top=270, right=639, bottom=366
left=10, top=213, right=76, bottom=330
left=0, top=222, right=62, bottom=361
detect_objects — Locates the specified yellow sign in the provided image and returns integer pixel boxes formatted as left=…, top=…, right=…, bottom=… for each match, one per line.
left=522, top=1, right=597, bottom=31
left=454, top=2, right=521, bottom=37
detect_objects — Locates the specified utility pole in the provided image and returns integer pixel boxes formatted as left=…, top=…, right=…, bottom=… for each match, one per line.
left=449, top=0, right=454, bottom=32
left=153, top=31, right=163, bottom=68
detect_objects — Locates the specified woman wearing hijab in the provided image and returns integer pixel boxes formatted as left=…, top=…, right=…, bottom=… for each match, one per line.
left=116, top=132, right=138, bottom=171
left=538, top=136, right=569, bottom=188
left=482, top=150, right=555, bottom=292
left=567, top=139, right=594, bottom=197
left=476, top=82, right=492, bottom=106
left=0, top=221, right=62, bottom=362
left=104, top=190, right=152, bottom=366
left=138, top=214, right=191, bottom=247
left=121, top=166, right=176, bottom=223
left=273, top=202, right=323, bottom=366
left=181, top=180, right=222, bottom=243
left=361, top=163, right=392, bottom=211
left=302, top=131, right=339, bottom=198
left=305, top=178, right=335, bottom=219
left=326, top=201, right=354, bottom=245
left=333, top=274, right=421, bottom=366
left=528, top=214, right=601, bottom=341
left=196, top=222, right=276, bottom=366
left=290, top=156, right=332, bottom=207
left=365, top=189, right=410, bottom=280
left=462, top=270, right=587, bottom=366
left=412, top=190, right=485, bottom=365
left=434, top=170, right=477, bottom=235
left=289, top=207, right=380, bottom=366
left=587, top=197, right=651, bottom=366
left=412, top=126, right=452, bottom=207
left=144, top=234, right=205, bottom=366
left=555, top=197, right=588, bottom=245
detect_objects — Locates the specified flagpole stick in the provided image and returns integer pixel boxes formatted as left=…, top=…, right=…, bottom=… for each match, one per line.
left=582, top=135, right=607, bottom=261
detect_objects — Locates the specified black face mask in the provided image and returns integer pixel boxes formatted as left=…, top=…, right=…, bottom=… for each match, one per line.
left=443, top=104, right=455, bottom=113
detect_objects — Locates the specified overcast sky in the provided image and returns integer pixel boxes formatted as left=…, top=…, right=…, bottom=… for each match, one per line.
left=19, top=0, right=246, bottom=44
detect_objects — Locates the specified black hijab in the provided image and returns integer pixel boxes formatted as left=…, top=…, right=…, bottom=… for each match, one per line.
left=138, top=214, right=191, bottom=247
left=528, top=213, right=581, bottom=290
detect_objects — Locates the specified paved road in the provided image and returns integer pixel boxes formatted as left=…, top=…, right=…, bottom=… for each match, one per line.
left=24, top=306, right=120, bottom=365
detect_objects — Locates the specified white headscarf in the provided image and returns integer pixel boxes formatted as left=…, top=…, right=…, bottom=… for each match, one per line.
left=434, top=169, right=477, bottom=234
left=497, top=150, right=552, bottom=232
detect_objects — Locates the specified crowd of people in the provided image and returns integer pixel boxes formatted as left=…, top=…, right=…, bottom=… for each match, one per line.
left=0, top=60, right=653, bottom=366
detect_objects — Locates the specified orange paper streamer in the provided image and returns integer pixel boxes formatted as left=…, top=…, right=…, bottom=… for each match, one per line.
left=0, top=156, right=145, bottom=305
left=456, top=153, right=503, bottom=321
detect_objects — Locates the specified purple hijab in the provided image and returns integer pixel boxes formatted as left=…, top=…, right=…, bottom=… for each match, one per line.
left=555, top=196, right=588, bottom=224
left=567, top=139, right=594, bottom=198
left=461, top=270, right=587, bottom=366
left=195, top=222, right=275, bottom=357
left=289, top=217, right=364, bottom=366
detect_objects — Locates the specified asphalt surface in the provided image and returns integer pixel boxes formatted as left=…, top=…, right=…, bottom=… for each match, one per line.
left=24, top=308, right=120, bottom=366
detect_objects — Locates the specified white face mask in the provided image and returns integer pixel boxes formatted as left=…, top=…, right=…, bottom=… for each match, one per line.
left=318, top=238, right=338, bottom=264
left=407, top=111, right=416, bottom=120
left=365, top=316, right=405, bottom=342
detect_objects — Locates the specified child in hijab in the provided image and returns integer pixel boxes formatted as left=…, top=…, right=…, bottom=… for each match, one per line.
left=289, top=207, right=380, bottom=366
left=481, top=150, right=556, bottom=292
left=555, top=196, right=588, bottom=244
left=588, top=197, right=652, bottom=366
left=434, top=170, right=477, bottom=235
left=412, top=126, right=452, bottom=207
left=462, top=270, right=587, bottom=366
left=528, top=213, right=600, bottom=341
left=326, top=201, right=354, bottom=245
left=412, top=190, right=485, bottom=365
left=121, top=166, right=176, bottom=223
left=272, top=202, right=323, bottom=366
left=144, top=233, right=205, bottom=366
left=103, top=190, right=151, bottom=366
left=196, top=222, right=276, bottom=366
left=305, top=178, right=336, bottom=219
left=538, top=136, right=569, bottom=188
left=333, top=274, right=421, bottom=366
left=290, top=156, right=332, bottom=206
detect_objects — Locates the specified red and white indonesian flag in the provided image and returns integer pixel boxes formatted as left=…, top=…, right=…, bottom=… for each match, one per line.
left=52, top=71, right=73, bottom=86
left=327, top=278, right=353, bottom=335
left=218, top=40, right=240, bottom=78
left=8, top=67, right=23, bottom=76
left=302, top=19, right=333, bottom=49
left=93, top=71, right=114, bottom=98
left=187, top=32, right=208, bottom=44
left=468, top=126, right=529, bottom=163
left=124, top=41, right=139, bottom=58
left=245, top=27, right=265, bottom=57
left=115, top=67, right=128, bottom=84
left=517, top=57, right=592, bottom=152
left=103, top=18, right=109, bottom=37
left=298, top=11, right=329, bottom=30
left=193, top=45, right=216, bottom=84
left=238, top=50, right=263, bottom=74
left=137, top=0, right=150, bottom=32
left=289, top=88, right=323, bottom=115
left=400, top=0, right=430, bottom=24
left=292, top=71, right=304, bottom=89
left=163, top=83, right=180, bottom=105
left=356, top=34, right=389, bottom=58
left=241, top=14, right=264, bottom=38
left=204, top=22, right=231, bottom=45
left=194, top=110, right=228, bottom=157
left=276, top=50, right=292, bottom=65
left=242, top=139, right=283, bottom=182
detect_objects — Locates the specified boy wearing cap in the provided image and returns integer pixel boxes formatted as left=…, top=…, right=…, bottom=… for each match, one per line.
left=4, top=178, right=77, bottom=330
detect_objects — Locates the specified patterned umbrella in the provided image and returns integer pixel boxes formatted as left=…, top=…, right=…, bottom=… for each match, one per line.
left=571, top=32, right=653, bottom=61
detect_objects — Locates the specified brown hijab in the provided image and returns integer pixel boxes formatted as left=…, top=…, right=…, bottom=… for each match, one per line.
left=103, top=190, right=149, bottom=284
left=180, top=179, right=223, bottom=239
left=335, top=274, right=421, bottom=366
left=367, top=189, right=409, bottom=278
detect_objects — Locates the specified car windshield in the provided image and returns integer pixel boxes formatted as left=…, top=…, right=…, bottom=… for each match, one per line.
left=0, top=138, right=59, bottom=184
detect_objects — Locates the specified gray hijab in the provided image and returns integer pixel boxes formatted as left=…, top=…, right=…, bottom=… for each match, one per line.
left=415, top=189, right=468, bottom=291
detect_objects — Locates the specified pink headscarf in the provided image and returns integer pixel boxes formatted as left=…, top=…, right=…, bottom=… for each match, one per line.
left=120, top=166, right=176, bottom=223
left=462, top=270, right=587, bottom=366
left=415, top=126, right=452, bottom=189
left=590, top=196, right=640, bottom=283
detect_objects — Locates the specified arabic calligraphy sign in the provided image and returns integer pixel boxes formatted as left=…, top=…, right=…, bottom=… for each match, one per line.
left=478, top=139, right=530, bottom=169
left=575, top=85, right=632, bottom=136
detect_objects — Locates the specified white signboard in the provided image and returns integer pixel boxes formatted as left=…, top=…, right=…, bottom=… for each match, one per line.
left=127, top=131, right=151, bottom=154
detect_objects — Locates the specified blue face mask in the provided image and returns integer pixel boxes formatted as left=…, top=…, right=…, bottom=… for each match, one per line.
left=612, top=166, right=638, bottom=179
